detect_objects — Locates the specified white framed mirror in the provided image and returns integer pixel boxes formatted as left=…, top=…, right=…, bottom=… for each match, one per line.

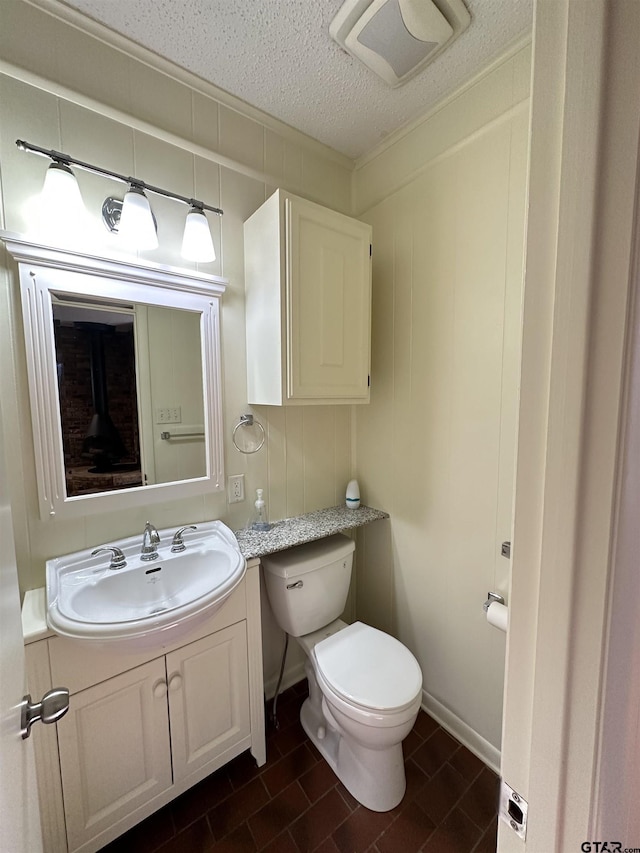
left=1, top=233, right=227, bottom=520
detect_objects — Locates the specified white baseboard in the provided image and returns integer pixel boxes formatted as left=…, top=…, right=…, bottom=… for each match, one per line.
left=264, top=661, right=307, bottom=701
left=422, top=689, right=501, bottom=775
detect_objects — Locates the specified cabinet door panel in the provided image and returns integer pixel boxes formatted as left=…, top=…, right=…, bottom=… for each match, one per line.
left=57, top=658, right=171, bottom=852
left=167, top=622, right=250, bottom=784
left=287, top=197, right=371, bottom=400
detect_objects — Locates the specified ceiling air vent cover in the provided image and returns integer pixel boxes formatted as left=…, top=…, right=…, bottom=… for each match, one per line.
left=330, top=0, right=471, bottom=88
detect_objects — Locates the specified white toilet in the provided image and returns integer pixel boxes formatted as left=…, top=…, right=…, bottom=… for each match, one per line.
left=261, top=533, right=423, bottom=812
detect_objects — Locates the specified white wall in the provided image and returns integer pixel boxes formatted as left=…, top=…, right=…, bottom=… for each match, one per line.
left=0, top=0, right=354, bottom=687
left=352, top=44, right=530, bottom=763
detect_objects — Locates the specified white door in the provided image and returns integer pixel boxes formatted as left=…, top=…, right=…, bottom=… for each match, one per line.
left=0, top=400, right=43, bottom=852
left=499, top=1, right=640, bottom=850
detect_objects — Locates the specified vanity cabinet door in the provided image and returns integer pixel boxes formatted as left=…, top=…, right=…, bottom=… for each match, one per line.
left=56, top=658, right=172, bottom=853
left=167, top=621, right=251, bottom=786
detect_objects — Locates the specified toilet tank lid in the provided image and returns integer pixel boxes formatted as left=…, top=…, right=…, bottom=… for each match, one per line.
left=260, top=533, right=355, bottom=579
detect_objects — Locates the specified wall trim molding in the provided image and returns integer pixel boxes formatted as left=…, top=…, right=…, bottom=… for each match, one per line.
left=15, top=0, right=353, bottom=169
left=500, top=1, right=640, bottom=847
left=422, top=689, right=501, bottom=775
left=354, top=34, right=531, bottom=172
left=0, top=59, right=281, bottom=188
left=355, top=99, right=529, bottom=215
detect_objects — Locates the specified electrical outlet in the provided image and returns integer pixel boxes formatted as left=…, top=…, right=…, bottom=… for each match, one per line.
left=228, top=474, right=245, bottom=503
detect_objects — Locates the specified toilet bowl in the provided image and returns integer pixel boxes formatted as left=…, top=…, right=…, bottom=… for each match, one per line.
left=261, top=535, right=423, bottom=812
left=301, top=620, right=422, bottom=811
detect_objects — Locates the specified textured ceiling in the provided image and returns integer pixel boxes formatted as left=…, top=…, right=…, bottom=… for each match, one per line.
left=58, top=0, right=533, bottom=159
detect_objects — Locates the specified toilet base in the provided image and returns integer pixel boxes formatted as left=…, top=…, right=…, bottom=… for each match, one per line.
left=300, top=663, right=407, bottom=812
left=300, top=696, right=340, bottom=775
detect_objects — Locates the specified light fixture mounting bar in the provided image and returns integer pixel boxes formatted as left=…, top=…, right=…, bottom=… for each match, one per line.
left=16, top=139, right=223, bottom=216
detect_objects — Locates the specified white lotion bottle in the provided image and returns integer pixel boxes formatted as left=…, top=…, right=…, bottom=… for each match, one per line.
left=346, top=479, right=360, bottom=510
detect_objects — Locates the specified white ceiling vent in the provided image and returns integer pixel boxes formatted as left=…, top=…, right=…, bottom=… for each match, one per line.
left=330, top=0, right=471, bottom=88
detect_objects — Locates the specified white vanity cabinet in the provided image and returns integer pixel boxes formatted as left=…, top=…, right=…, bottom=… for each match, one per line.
left=24, top=563, right=265, bottom=853
left=244, top=189, right=372, bottom=405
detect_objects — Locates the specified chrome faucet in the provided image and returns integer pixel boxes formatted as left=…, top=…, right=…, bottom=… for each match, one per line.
left=171, top=525, right=197, bottom=553
left=140, top=521, right=160, bottom=561
left=91, top=546, right=127, bottom=570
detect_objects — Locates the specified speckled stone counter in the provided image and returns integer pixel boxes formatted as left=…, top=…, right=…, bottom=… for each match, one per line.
left=234, top=504, right=389, bottom=560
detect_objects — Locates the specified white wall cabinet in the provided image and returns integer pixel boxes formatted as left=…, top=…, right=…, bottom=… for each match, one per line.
left=244, top=189, right=372, bottom=405
left=25, top=564, right=265, bottom=853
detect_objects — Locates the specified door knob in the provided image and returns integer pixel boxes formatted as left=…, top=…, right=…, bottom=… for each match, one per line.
left=21, top=687, right=70, bottom=739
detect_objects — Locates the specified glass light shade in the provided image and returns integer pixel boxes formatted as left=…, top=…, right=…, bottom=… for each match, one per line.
left=181, top=206, right=216, bottom=262
left=118, top=186, right=158, bottom=251
left=40, top=162, right=86, bottom=237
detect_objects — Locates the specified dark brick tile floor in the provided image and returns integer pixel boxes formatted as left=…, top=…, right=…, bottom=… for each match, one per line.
left=100, top=681, right=499, bottom=853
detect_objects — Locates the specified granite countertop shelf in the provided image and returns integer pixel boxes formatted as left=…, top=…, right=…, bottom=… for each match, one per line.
left=234, top=504, right=389, bottom=560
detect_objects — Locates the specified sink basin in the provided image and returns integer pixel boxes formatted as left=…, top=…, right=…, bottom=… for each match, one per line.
left=46, top=520, right=246, bottom=647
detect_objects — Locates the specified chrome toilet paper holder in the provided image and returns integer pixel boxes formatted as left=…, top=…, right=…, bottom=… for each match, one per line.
left=483, top=591, right=505, bottom=613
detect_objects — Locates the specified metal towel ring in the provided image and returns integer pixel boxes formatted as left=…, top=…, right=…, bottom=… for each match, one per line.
left=232, top=414, right=265, bottom=454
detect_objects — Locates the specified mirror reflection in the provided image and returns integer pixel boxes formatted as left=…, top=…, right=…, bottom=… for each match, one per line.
left=52, top=296, right=205, bottom=498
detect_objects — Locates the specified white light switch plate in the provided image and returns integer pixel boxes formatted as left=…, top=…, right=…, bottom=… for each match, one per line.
left=156, top=407, right=181, bottom=424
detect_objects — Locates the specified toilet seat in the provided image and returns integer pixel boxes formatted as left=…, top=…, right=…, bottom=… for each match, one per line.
left=313, top=622, right=422, bottom=716
left=315, top=666, right=422, bottom=731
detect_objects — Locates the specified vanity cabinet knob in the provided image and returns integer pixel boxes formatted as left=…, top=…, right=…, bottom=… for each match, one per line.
left=168, top=674, right=183, bottom=692
left=153, top=680, right=168, bottom=699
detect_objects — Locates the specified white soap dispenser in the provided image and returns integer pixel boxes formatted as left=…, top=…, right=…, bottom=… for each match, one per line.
left=252, top=488, right=271, bottom=531
left=346, top=479, right=360, bottom=510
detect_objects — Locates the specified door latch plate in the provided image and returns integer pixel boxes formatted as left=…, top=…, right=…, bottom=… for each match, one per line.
left=499, top=780, right=528, bottom=840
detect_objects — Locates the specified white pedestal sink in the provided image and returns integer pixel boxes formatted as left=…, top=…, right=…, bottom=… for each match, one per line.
left=46, top=520, right=246, bottom=648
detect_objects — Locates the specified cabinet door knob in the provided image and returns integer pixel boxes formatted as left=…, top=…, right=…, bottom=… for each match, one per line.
left=168, top=674, right=183, bottom=692
left=152, top=680, right=168, bottom=699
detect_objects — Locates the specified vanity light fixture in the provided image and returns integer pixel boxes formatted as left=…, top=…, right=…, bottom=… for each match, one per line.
left=16, top=139, right=223, bottom=261
left=182, top=203, right=216, bottom=262
left=117, top=184, right=159, bottom=251
left=40, top=159, right=87, bottom=237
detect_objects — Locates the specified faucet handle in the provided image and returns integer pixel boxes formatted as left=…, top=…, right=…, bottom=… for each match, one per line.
left=144, top=521, right=160, bottom=546
left=91, top=546, right=127, bottom=570
left=171, top=525, right=197, bottom=553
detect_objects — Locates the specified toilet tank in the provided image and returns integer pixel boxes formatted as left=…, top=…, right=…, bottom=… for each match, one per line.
left=261, top=534, right=355, bottom=637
